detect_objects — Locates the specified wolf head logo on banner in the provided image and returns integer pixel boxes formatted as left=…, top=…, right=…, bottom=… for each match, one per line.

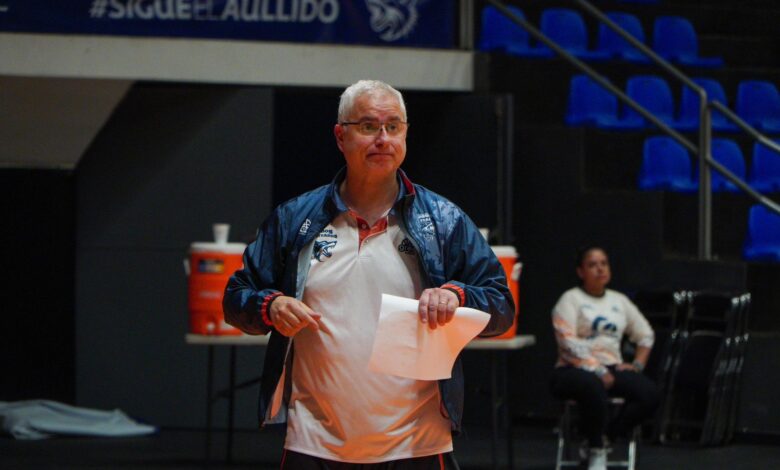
left=365, top=0, right=418, bottom=42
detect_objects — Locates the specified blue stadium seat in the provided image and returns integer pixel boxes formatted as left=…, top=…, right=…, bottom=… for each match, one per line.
left=639, top=136, right=697, bottom=192
left=743, top=204, right=780, bottom=262
left=540, top=8, right=609, bottom=60
left=565, top=74, right=642, bottom=129
left=735, top=80, right=780, bottom=133
left=478, top=6, right=550, bottom=57
left=596, top=12, right=650, bottom=63
left=652, top=16, right=723, bottom=68
left=693, top=138, right=746, bottom=192
left=677, top=78, right=737, bottom=132
left=624, top=75, right=678, bottom=128
left=749, top=141, right=780, bottom=192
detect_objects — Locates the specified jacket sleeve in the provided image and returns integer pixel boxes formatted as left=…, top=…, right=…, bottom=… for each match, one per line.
left=442, top=214, right=515, bottom=337
left=222, top=208, right=287, bottom=335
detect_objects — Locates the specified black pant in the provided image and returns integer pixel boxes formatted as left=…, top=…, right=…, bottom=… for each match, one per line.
left=550, top=366, right=660, bottom=448
left=281, top=450, right=461, bottom=470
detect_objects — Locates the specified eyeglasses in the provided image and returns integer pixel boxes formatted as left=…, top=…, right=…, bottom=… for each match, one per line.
left=339, top=120, right=409, bottom=136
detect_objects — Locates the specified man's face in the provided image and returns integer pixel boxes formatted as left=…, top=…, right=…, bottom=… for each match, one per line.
left=334, top=92, right=407, bottom=178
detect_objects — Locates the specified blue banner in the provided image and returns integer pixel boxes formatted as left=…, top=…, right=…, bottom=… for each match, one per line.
left=0, top=0, right=455, bottom=48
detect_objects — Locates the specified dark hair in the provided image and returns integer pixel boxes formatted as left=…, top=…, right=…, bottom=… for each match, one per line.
left=575, top=245, right=607, bottom=268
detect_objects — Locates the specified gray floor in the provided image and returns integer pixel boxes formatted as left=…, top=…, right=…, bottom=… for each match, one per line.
left=2, top=423, right=780, bottom=469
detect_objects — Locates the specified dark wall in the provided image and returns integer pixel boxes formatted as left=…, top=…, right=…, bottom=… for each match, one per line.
left=737, top=333, right=780, bottom=436
left=75, top=83, right=273, bottom=427
left=1, top=169, right=75, bottom=403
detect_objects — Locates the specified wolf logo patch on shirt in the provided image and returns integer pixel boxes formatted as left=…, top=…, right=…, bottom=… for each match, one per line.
left=313, top=240, right=337, bottom=262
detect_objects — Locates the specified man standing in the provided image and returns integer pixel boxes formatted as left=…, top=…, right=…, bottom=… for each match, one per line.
left=224, top=80, right=514, bottom=469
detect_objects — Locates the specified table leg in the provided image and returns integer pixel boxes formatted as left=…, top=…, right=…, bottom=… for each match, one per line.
left=227, top=345, right=237, bottom=463
left=501, top=350, right=514, bottom=470
left=205, top=344, right=214, bottom=463
left=490, top=350, right=499, bottom=470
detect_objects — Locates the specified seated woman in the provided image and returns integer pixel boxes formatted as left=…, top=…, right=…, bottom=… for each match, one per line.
left=550, top=245, right=660, bottom=470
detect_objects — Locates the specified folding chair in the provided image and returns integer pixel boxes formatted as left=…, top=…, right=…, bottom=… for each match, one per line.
left=628, top=290, right=692, bottom=443
left=657, top=291, right=739, bottom=445
left=708, top=293, right=751, bottom=445
left=631, top=290, right=690, bottom=393
left=700, top=295, right=742, bottom=445
left=555, top=398, right=639, bottom=470
left=652, top=16, right=723, bottom=68
left=723, top=294, right=751, bottom=443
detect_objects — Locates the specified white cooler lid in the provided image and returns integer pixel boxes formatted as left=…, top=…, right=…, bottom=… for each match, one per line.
left=491, top=245, right=518, bottom=258
left=189, top=242, right=247, bottom=254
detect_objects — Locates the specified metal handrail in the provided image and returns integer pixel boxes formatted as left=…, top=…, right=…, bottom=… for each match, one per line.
left=571, top=0, right=710, bottom=259
left=578, top=0, right=780, bottom=206
left=710, top=100, right=780, bottom=157
left=708, top=101, right=780, bottom=212
left=480, top=0, right=780, bottom=260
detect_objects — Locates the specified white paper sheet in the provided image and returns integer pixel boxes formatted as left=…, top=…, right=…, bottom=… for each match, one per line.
left=367, top=294, right=491, bottom=380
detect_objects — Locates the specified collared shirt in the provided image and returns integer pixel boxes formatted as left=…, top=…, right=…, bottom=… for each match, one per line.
left=284, top=204, right=452, bottom=462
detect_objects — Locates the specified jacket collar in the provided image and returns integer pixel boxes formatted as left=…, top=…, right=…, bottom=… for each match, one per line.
left=326, top=167, right=417, bottom=216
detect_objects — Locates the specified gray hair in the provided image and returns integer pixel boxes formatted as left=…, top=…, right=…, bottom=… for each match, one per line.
left=337, top=80, right=407, bottom=122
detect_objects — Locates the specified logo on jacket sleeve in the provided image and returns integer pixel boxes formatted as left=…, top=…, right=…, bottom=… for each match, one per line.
left=416, top=213, right=435, bottom=241
left=313, top=240, right=337, bottom=262
left=365, top=0, right=418, bottom=42
left=299, top=219, right=312, bottom=235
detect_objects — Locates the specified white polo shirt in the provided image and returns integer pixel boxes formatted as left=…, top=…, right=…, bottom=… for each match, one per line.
left=284, top=210, right=453, bottom=463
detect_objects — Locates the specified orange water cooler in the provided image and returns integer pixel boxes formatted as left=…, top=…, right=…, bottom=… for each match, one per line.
left=490, top=245, right=522, bottom=339
left=186, top=238, right=246, bottom=336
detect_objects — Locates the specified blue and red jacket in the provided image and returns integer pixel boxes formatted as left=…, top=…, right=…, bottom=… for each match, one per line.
left=223, top=168, right=515, bottom=434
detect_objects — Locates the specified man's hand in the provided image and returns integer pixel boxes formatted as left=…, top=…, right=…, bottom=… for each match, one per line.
left=269, top=296, right=322, bottom=337
left=616, top=362, right=638, bottom=372
left=418, top=288, right=459, bottom=330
